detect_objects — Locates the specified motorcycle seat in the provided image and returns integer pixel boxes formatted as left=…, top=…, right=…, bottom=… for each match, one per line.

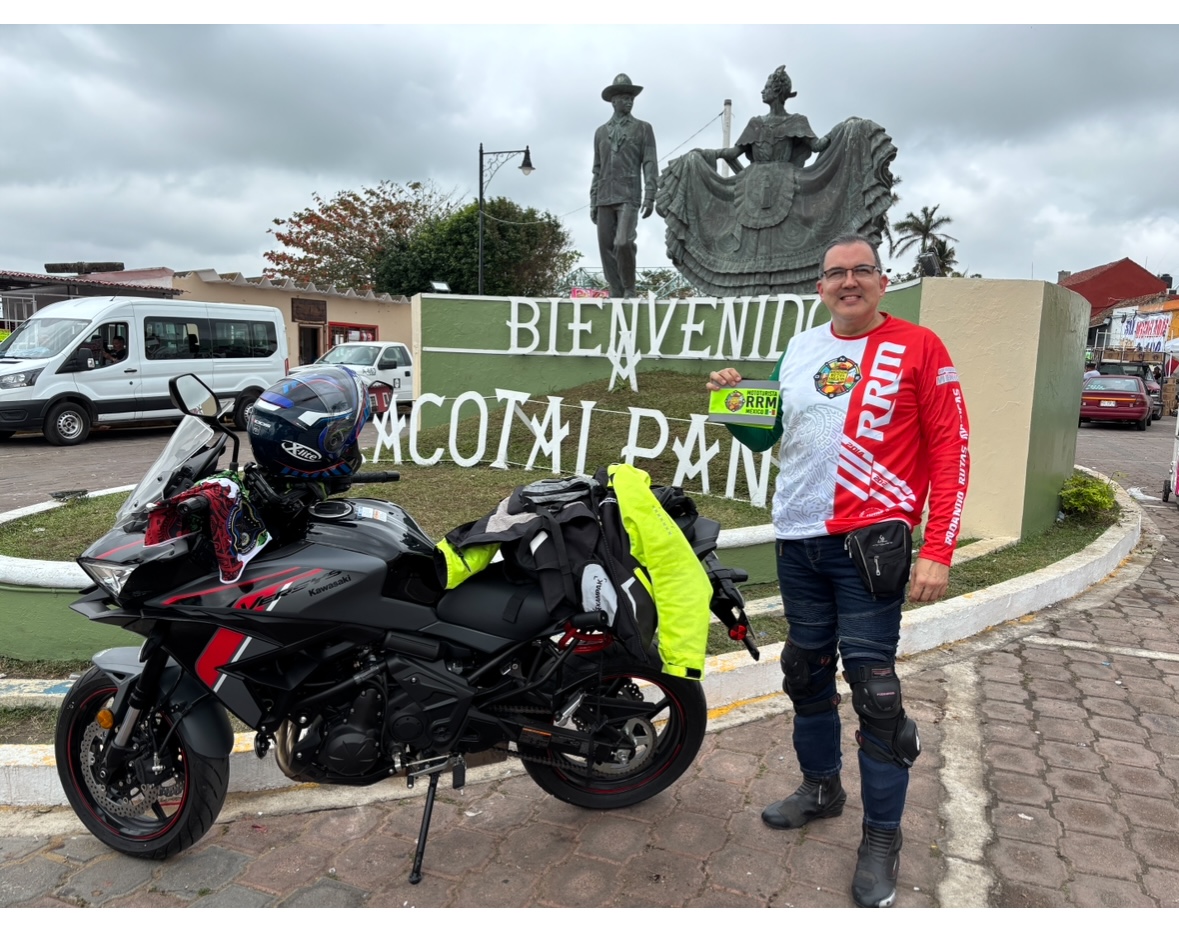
left=435, top=564, right=555, bottom=642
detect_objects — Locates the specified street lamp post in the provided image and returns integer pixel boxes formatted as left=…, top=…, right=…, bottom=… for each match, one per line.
left=478, top=143, right=534, bottom=296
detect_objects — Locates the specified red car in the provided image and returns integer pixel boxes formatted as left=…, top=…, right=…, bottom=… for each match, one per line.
left=1080, top=375, right=1152, bottom=430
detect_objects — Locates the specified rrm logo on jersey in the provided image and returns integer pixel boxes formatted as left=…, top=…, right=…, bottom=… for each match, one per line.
left=814, top=356, right=862, bottom=399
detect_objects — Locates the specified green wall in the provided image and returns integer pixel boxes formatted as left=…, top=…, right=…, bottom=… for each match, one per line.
left=0, top=584, right=118, bottom=660
left=1023, top=283, right=1088, bottom=537
left=417, top=293, right=832, bottom=426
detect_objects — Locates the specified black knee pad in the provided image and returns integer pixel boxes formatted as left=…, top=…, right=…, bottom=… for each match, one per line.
left=845, top=662, right=921, bottom=768
left=780, top=640, right=839, bottom=716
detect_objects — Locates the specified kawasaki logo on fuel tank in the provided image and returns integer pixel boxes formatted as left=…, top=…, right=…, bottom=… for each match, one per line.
left=309, top=574, right=352, bottom=597
left=282, top=440, right=322, bottom=462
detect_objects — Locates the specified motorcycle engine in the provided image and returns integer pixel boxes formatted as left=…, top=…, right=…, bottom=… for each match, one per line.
left=274, top=656, right=477, bottom=784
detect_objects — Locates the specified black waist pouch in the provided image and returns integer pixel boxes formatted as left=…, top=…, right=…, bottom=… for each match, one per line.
left=844, top=520, right=913, bottom=597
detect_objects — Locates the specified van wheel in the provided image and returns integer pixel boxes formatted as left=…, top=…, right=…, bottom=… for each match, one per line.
left=233, top=393, right=258, bottom=430
left=44, top=402, right=91, bottom=446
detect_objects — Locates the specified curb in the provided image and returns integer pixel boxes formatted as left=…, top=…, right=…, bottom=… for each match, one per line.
left=0, top=471, right=1144, bottom=807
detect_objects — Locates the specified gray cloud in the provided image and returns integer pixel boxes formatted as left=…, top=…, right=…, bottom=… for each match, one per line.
left=2, top=24, right=1177, bottom=284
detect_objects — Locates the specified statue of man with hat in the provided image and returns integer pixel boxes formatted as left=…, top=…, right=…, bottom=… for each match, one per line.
left=591, top=73, right=658, bottom=298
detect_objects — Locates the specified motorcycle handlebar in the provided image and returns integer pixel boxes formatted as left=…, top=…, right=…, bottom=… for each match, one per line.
left=176, top=494, right=209, bottom=517
left=351, top=471, right=400, bottom=484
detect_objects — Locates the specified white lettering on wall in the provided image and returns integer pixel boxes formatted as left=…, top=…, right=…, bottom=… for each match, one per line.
left=490, top=388, right=533, bottom=469
left=621, top=407, right=670, bottom=464
left=507, top=299, right=542, bottom=353
left=524, top=396, right=570, bottom=473
left=370, top=390, right=781, bottom=509
left=449, top=391, right=488, bottom=468
left=671, top=413, right=721, bottom=491
left=409, top=393, right=446, bottom=465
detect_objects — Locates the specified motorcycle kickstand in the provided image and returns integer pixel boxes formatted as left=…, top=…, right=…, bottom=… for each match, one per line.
left=408, top=770, right=441, bottom=885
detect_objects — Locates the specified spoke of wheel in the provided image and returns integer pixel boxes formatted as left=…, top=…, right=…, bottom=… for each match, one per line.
left=151, top=802, right=169, bottom=821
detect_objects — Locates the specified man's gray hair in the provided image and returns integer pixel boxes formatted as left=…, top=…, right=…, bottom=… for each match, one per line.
left=822, top=234, right=883, bottom=271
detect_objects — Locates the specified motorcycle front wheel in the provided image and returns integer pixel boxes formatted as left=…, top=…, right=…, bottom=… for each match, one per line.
left=55, top=667, right=229, bottom=859
left=522, top=661, right=706, bottom=809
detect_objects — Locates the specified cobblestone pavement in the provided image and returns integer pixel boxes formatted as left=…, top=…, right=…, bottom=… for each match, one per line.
left=1, top=422, right=1177, bottom=907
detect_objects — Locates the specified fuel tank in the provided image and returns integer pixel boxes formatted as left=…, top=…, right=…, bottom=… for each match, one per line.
left=141, top=497, right=441, bottom=633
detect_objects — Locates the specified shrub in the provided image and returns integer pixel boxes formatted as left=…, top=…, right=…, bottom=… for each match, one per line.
left=1059, top=472, right=1116, bottom=516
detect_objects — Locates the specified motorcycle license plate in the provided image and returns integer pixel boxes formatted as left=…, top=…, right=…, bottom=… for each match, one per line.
left=1100, top=400, right=1116, bottom=407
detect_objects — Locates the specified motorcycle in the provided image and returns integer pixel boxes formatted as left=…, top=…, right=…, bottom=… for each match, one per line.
left=55, top=374, right=754, bottom=883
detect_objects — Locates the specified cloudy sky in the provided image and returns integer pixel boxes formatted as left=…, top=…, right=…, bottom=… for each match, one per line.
left=2, top=20, right=1178, bottom=290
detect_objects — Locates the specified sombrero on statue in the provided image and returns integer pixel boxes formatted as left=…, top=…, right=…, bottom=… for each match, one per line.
left=602, top=73, right=643, bottom=100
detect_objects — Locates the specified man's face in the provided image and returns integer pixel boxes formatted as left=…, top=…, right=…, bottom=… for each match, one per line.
left=612, top=94, right=633, bottom=117
left=816, top=242, right=889, bottom=336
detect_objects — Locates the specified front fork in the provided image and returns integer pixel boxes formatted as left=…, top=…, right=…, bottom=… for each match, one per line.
left=97, top=639, right=169, bottom=782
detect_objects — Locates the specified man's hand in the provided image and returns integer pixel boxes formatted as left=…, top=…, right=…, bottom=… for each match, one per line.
left=641, top=200, right=654, bottom=219
left=908, top=557, right=950, bottom=603
left=590, top=207, right=598, bottom=224
left=706, top=367, right=743, bottom=391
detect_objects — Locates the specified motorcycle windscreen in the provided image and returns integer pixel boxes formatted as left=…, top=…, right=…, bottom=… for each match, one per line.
left=117, top=415, right=217, bottom=523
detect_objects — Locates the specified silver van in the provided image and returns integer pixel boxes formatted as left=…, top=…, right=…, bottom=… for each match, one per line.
left=0, top=296, right=289, bottom=445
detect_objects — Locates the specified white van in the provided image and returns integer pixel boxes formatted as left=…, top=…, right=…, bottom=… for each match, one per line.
left=0, top=296, right=289, bottom=445
left=290, top=340, right=414, bottom=410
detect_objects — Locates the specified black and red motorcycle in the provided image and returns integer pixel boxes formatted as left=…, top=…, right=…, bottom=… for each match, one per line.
left=55, top=374, right=753, bottom=882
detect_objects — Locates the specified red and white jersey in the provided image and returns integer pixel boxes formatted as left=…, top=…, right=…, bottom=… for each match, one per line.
left=771, top=314, right=970, bottom=565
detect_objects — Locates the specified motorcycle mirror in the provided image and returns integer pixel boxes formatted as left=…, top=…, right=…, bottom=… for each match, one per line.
left=170, top=374, right=220, bottom=418
left=169, top=373, right=242, bottom=472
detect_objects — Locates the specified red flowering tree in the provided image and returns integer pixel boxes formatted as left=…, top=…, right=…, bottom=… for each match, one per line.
left=264, top=180, right=457, bottom=292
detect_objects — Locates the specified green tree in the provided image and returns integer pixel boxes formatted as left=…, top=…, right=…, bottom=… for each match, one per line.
left=931, top=236, right=958, bottom=276
left=376, top=197, right=579, bottom=297
left=264, top=180, right=456, bottom=292
left=891, top=204, right=956, bottom=259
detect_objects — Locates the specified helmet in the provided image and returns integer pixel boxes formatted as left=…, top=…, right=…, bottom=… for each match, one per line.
left=248, top=366, right=370, bottom=479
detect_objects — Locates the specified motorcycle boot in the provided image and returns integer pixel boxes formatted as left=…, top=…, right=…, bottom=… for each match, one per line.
left=852, top=823, right=903, bottom=908
left=761, top=774, right=846, bottom=830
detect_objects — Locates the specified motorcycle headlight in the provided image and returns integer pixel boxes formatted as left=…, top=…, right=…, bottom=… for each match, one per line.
left=0, top=368, right=44, bottom=390
left=78, top=559, right=136, bottom=598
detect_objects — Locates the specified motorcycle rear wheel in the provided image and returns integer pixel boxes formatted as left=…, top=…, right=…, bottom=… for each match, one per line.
left=55, top=667, right=229, bottom=859
left=522, top=662, right=706, bottom=809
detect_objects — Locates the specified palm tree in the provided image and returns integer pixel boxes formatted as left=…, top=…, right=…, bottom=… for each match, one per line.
left=892, top=204, right=956, bottom=258
left=931, top=237, right=957, bottom=275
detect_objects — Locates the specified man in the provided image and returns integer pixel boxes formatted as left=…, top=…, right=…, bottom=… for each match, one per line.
left=1084, top=362, right=1100, bottom=379
left=706, top=234, right=970, bottom=908
left=591, top=73, right=657, bottom=299
left=102, top=335, right=127, bottom=365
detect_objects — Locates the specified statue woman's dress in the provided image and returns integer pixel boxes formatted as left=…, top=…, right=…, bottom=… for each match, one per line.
left=656, top=115, right=897, bottom=297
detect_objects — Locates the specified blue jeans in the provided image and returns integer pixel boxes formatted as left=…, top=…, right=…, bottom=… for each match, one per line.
left=776, top=535, right=909, bottom=830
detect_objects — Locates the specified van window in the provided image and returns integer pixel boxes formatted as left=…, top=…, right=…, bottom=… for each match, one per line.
left=144, top=317, right=205, bottom=360
left=208, top=319, right=279, bottom=359
left=83, top=321, right=130, bottom=368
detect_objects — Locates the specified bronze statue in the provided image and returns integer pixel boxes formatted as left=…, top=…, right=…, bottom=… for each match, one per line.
left=591, top=74, right=658, bottom=298
left=657, top=66, right=897, bottom=297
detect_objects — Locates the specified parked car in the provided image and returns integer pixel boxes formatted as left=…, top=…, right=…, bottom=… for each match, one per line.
left=290, top=341, right=413, bottom=411
left=1080, top=375, right=1152, bottom=431
left=1089, top=361, right=1163, bottom=419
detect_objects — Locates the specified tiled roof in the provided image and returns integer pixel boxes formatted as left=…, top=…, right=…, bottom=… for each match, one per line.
left=0, top=270, right=179, bottom=295
left=173, top=269, right=406, bottom=303
left=1059, top=258, right=1168, bottom=327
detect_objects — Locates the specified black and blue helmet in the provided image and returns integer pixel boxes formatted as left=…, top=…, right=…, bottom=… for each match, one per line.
left=248, top=366, right=369, bottom=479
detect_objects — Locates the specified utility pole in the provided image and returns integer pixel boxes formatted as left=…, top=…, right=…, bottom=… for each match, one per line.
left=720, top=99, right=732, bottom=177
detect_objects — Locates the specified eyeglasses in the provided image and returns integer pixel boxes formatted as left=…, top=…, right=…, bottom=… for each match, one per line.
left=820, top=265, right=881, bottom=283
